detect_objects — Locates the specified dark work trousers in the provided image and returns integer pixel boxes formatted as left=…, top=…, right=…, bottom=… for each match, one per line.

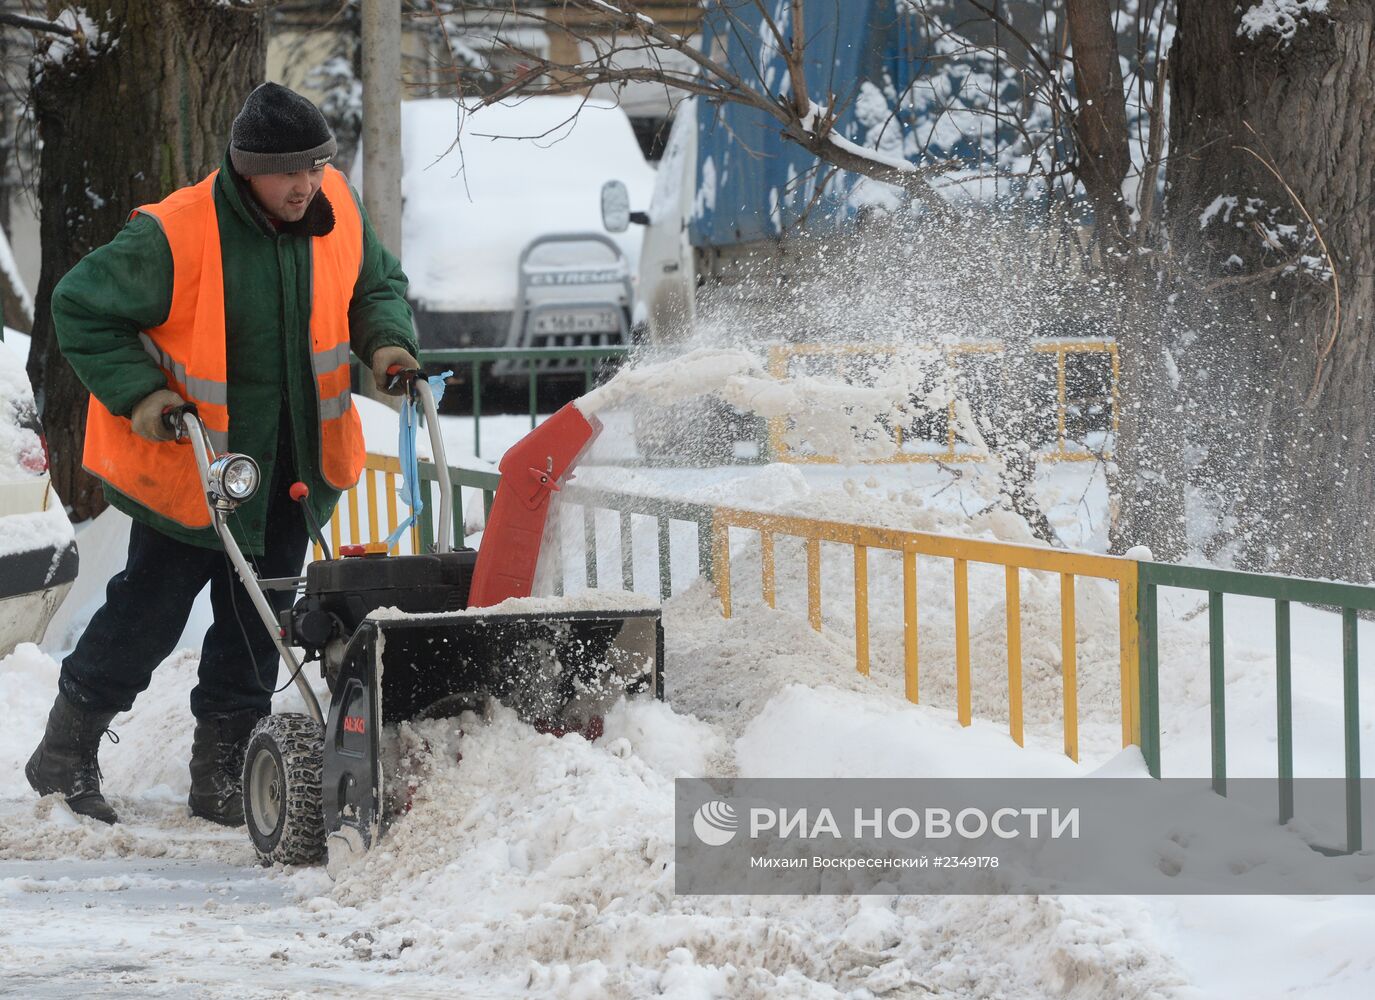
left=58, top=453, right=309, bottom=720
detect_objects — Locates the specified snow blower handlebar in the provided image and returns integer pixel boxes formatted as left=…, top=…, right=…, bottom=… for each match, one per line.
left=388, top=364, right=454, bottom=555
left=172, top=407, right=324, bottom=725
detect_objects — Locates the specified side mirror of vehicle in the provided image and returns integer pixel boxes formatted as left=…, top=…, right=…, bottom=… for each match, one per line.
left=602, top=180, right=631, bottom=233
left=629, top=211, right=650, bottom=226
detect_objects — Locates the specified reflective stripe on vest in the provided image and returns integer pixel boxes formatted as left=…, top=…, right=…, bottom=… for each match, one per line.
left=81, top=166, right=366, bottom=529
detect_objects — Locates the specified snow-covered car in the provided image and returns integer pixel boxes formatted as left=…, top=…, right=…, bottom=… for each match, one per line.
left=0, top=336, right=78, bottom=657
left=375, top=96, right=656, bottom=353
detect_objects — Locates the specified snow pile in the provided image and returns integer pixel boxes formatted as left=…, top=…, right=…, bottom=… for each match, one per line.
left=0, top=508, right=75, bottom=558
left=0, top=644, right=254, bottom=864
left=0, top=230, right=33, bottom=329
left=1239, top=0, right=1330, bottom=41
left=0, top=337, right=46, bottom=485
left=323, top=693, right=1188, bottom=997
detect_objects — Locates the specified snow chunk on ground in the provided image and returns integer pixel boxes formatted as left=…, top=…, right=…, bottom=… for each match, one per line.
left=600, top=698, right=725, bottom=778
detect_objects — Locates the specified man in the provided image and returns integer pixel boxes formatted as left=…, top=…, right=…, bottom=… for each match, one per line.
left=25, top=83, right=419, bottom=826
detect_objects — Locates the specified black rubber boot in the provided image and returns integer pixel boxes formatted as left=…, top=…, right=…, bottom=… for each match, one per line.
left=25, top=693, right=120, bottom=824
left=188, top=710, right=264, bottom=826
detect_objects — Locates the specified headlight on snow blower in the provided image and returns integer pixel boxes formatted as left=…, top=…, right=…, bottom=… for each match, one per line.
left=207, top=453, right=261, bottom=506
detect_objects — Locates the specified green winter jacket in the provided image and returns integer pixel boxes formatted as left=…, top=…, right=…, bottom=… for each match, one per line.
left=54, top=153, right=416, bottom=556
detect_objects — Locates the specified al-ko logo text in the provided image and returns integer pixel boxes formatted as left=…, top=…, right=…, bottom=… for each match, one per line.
left=693, top=804, right=1080, bottom=845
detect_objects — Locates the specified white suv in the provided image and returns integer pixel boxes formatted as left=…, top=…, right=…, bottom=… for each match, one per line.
left=0, top=336, right=78, bottom=656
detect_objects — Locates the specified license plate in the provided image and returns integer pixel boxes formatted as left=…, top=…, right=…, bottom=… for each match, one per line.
left=531, top=309, right=620, bottom=335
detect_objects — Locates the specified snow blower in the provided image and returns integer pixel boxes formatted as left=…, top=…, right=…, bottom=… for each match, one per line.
left=167, top=368, right=662, bottom=868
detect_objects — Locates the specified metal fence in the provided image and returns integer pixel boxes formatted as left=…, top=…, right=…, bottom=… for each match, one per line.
left=765, top=340, right=1118, bottom=464
left=705, top=505, right=1140, bottom=760
left=330, top=453, right=1369, bottom=853
left=1136, top=562, right=1372, bottom=853
left=330, top=460, right=1133, bottom=763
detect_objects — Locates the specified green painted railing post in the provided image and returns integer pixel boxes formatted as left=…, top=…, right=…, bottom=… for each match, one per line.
left=552, top=513, right=565, bottom=597
left=528, top=366, right=538, bottom=431
left=451, top=470, right=465, bottom=546
left=1137, top=578, right=1162, bottom=778
left=471, top=360, right=482, bottom=459
left=697, top=517, right=714, bottom=582
left=1276, top=600, right=1293, bottom=824
left=1343, top=608, right=1362, bottom=853
left=584, top=506, right=599, bottom=588
left=418, top=477, right=435, bottom=553
left=1209, top=591, right=1227, bottom=796
left=657, top=515, right=672, bottom=600
left=620, top=511, right=634, bottom=591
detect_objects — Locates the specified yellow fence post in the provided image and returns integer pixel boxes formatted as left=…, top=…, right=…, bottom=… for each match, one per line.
left=1119, top=565, right=1141, bottom=747
left=854, top=545, right=870, bottom=676
left=955, top=558, right=971, bottom=726
left=903, top=548, right=918, bottom=703
left=1061, top=572, right=1079, bottom=762
left=713, top=515, right=731, bottom=619
left=1056, top=348, right=1068, bottom=458
left=384, top=470, right=400, bottom=550
left=761, top=530, right=776, bottom=608
left=806, top=537, right=822, bottom=631
left=329, top=504, right=342, bottom=558
left=347, top=485, right=361, bottom=547
left=1006, top=565, right=1024, bottom=746
left=365, top=469, right=380, bottom=545
left=766, top=345, right=790, bottom=463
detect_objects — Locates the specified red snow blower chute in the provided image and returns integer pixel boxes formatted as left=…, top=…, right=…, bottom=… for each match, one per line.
left=167, top=368, right=662, bottom=868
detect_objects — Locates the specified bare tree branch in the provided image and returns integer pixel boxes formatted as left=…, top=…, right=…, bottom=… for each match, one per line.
left=0, top=11, right=75, bottom=36
left=420, top=0, right=961, bottom=220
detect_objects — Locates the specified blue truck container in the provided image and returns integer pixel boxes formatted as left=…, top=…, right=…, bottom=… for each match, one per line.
left=690, top=0, right=951, bottom=249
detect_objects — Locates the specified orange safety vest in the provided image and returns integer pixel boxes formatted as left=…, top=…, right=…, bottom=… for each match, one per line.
left=83, top=166, right=366, bottom=529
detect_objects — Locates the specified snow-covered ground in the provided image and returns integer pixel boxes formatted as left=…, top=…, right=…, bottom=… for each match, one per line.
left=4, top=363, right=1375, bottom=997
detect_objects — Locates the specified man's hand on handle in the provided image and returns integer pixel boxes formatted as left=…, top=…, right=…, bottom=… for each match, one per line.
left=130, top=389, right=187, bottom=442
left=370, top=346, right=421, bottom=396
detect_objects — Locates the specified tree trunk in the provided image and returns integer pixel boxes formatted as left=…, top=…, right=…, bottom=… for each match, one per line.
left=25, top=1, right=265, bottom=520
left=1065, top=0, right=1132, bottom=243
left=1167, top=1, right=1375, bottom=580
left=1058, top=1, right=1186, bottom=558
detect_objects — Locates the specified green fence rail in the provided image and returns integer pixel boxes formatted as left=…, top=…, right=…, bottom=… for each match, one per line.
left=414, top=459, right=501, bottom=553
left=419, top=346, right=630, bottom=458
left=560, top=484, right=717, bottom=600
left=1137, top=561, right=1373, bottom=853
left=409, top=465, right=716, bottom=603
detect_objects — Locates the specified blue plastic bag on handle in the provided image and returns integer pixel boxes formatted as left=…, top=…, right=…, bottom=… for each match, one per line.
left=385, top=372, right=452, bottom=549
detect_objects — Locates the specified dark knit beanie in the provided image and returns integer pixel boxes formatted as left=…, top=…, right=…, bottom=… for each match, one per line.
left=230, top=82, right=337, bottom=176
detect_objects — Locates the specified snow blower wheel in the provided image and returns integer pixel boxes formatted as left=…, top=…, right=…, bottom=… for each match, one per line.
left=243, top=714, right=326, bottom=866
